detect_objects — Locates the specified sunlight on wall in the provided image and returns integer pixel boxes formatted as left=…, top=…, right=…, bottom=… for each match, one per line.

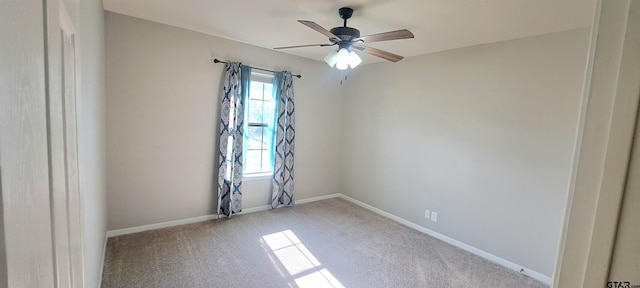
left=260, top=230, right=344, bottom=288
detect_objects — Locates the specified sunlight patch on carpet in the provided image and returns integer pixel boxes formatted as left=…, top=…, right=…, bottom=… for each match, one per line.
left=261, top=230, right=345, bottom=288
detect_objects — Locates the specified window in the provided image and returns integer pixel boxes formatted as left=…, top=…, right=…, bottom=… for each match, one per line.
left=244, top=71, right=276, bottom=175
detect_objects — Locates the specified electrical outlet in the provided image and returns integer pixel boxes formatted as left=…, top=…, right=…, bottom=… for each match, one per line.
left=430, top=211, right=438, bottom=222
left=425, top=209, right=431, bottom=219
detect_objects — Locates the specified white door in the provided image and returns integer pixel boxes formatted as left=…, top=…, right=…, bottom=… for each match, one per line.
left=0, top=0, right=56, bottom=286
left=0, top=1, right=84, bottom=286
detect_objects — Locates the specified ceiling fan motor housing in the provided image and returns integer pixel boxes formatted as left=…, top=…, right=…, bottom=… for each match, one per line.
left=330, top=27, right=360, bottom=41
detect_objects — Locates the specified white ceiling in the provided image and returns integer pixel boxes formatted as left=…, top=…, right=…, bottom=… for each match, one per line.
left=103, top=0, right=596, bottom=64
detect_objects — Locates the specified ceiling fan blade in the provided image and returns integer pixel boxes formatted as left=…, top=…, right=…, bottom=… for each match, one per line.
left=298, top=20, right=340, bottom=41
left=353, top=45, right=404, bottom=62
left=353, top=29, right=414, bottom=43
left=274, top=43, right=335, bottom=50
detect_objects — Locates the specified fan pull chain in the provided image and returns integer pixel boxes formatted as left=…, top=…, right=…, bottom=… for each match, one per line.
left=340, top=70, right=349, bottom=85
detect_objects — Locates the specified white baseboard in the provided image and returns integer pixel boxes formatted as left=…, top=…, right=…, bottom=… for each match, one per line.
left=296, top=193, right=341, bottom=204
left=106, top=214, right=219, bottom=237
left=103, top=192, right=550, bottom=285
left=233, top=193, right=343, bottom=214
left=337, top=194, right=552, bottom=285
left=105, top=193, right=343, bottom=238
left=240, top=205, right=270, bottom=214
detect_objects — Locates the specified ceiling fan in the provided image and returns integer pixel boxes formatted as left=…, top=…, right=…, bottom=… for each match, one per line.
left=274, top=7, right=414, bottom=70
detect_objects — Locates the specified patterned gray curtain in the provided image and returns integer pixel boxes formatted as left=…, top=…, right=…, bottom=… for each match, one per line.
left=271, top=72, right=295, bottom=208
left=217, top=63, right=251, bottom=217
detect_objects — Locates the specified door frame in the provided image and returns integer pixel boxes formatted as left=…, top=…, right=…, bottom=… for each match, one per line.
left=553, top=0, right=640, bottom=286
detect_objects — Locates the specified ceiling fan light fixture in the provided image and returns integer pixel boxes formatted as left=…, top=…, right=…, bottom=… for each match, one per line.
left=348, top=51, right=362, bottom=68
left=336, top=48, right=350, bottom=70
left=324, top=50, right=338, bottom=67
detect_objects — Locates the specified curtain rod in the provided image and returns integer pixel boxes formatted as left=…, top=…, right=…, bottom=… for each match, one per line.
left=212, top=59, right=302, bottom=79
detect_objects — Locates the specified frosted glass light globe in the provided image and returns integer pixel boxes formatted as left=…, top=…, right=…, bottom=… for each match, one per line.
left=336, top=48, right=350, bottom=70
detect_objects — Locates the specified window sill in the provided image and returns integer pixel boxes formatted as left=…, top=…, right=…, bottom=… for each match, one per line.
left=243, top=173, right=273, bottom=181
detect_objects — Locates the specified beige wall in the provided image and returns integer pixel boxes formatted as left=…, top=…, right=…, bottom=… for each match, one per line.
left=105, top=12, right=344, bottom=230
left=341, top=28, right=590, bottom=278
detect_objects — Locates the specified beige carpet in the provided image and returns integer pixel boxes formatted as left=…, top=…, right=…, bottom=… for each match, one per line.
left=101, top=198, right=547, bottom=288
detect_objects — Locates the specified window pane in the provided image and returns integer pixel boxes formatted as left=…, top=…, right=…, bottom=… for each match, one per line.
left=246, top=126, right=263, bottom=150
left=262, top=126, right=272, bottom=148
left=264, top=83, right=273, bottom=100
left=245, top=150, right=262, bottom=174
left=250, top=82, right=264, bottom=100
left=261, top=149, right=272, bottom=172
left=263, top=100, right=275, bottom=124
left=248, top=99, right=264, bottom=123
